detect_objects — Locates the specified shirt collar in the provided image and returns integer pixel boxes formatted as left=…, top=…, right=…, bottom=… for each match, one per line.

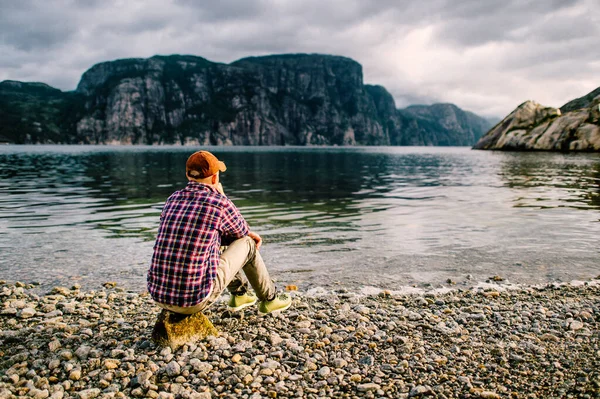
left=185, top=180, right=219, bottom=194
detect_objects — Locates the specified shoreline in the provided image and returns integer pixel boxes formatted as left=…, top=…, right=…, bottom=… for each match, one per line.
left=1, top=279, right=599, bottom=398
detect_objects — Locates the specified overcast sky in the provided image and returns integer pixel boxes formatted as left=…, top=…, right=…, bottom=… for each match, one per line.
left=1, top=0, right=598, bottom=117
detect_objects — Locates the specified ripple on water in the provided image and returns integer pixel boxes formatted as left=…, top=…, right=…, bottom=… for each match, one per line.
left=0, top=146, right=599, bottom=291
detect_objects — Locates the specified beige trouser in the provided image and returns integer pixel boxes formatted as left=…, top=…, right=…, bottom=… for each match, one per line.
left=157, top=236, right=275, bottom=315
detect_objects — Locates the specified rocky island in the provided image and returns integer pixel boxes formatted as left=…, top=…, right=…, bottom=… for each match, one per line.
left=0, top=54, right=491, bottom=146
left=474, top=86, right=600, bottom=151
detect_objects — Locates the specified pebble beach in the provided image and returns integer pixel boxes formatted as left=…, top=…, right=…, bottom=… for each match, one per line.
left=0, top=279, right=599, bottom=399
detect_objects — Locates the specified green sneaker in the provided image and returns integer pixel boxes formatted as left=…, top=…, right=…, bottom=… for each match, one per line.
left=227, top=292, right=257, bottom=312
left=258, top=293, right=292, bottom=315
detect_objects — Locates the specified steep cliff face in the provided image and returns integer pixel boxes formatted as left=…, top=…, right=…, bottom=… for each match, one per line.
left=74, top=54, right=396, bottom=145
left=2, top=53, right=492, bottom=145
left=474, top=88, right=600, bottom=151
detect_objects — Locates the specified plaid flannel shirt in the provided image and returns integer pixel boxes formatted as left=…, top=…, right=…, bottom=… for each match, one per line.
left=147, top=181, right=249, bottom=307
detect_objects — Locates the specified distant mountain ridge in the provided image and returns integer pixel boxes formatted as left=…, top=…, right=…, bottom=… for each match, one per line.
left=474, top=86, right=600, bottom=151
left=0, top=53, right=492, bottom=145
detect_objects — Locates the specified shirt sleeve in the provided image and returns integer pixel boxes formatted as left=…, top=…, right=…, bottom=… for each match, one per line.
left=220, top=198, right=249, bottom=239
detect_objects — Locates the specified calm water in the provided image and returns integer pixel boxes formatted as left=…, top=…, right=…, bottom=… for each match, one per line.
left=1, top=145, right=599, bottom=292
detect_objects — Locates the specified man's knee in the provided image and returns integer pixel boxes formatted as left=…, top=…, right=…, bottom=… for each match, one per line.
left=223, top=236, right=256, bottom=265
left=243, top=235, right=257, bottom=258
left=229, top=236, right=255, bottom=251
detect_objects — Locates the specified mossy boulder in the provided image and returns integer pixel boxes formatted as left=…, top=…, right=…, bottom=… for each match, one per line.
left=152, top=309, right=218, bottom=351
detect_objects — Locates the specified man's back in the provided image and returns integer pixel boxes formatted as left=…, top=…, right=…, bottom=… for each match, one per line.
left=148, top=181, right=248, bottom=307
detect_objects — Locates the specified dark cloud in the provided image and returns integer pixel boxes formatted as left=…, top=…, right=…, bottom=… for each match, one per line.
left=0, top=0, right=597, bottom=117
left=0, top=1, right=79, bottom=51
left=433, top=0, right=585, bottom=46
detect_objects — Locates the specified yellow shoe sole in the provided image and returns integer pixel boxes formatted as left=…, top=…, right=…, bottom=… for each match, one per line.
left=227, top=298, right=257, bottom=312
left=258, top=300, right=292, bottom=315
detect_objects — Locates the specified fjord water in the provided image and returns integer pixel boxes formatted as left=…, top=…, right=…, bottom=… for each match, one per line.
left=1, top=146, right=599, bottom=292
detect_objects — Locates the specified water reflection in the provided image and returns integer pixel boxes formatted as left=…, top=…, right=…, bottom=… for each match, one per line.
left=498, top=152, right=600, bottom=212
left=0, top=146, right=599, bottom=290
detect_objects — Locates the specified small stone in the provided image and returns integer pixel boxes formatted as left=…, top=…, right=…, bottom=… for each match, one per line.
left=231, top=353, right=242, bottom=363
left=350, top=374, right=362, bottom=382
left=285, top=285, right=297, bottom=291
left=103, top=282, right=117, bottom=288
left=358, top=355, right=374, bottom=366
left=295, top=320, right=311, bottom=329
left=490, top=275, right=504, bottom=282
left=354, top=305, right=370, bottom=315
left=569, top=321, right=584, bottom=331
left=31, top=389, right=50, bottom=399
left=305, top=361, right=318, bottom=371
left=190, top=359, right=213, bottom=374
left=242, top=374, right=253, bottom=384
left=11, top=300, right=27, bottom=309
left=540, top=333, right=560, bottom=342
left=409, top=385, right=433, bottom=397
left=269, top=332, right=283, bottom=345
left=334, top=358, right=348, bottom=368
left=165, top=361, right=181, bottom=377
left=357, top=383, right=380, bottom=392
left=59, top=350, right=73, bottom=360
left=75, top=345, right=91, bottom=360
left=407, top=311, right=422, bottom=321
left=480, top=392, right=501, bottom=399
left=17, top=307, right=36, bottom=319
left=579, top=311, right=592, bottom=320
left=69, top=369, right=82, bottom=381
left=318, top=366, right=331, bottom=377
left=51, top=287, right=71, bottom=296
left=77, top=388, right=101, bottom=399
left=136, top=370, right=153, bottom=386
left=48, top=340, right=61, bottom=352
left=103, top=359, right=120, bottom=370
left=483, top=291, right=500, bottom=298
left=48, top=359, right=60, bottom=370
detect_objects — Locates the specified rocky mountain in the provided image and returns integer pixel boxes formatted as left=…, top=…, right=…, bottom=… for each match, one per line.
left=560, top=87, right=600, bottom=113
left=0, top=80, right=83, bottom=144
left=473, top=87, right=600, bottom=151
left=1, top=54, right=492, bottom=145
left=401, top=103, right=491, bottom=146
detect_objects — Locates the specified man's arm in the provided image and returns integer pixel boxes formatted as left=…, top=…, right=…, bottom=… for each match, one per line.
left=221, top=199, right=249, bottom=240
left=220, top=190, right=262, bottom=249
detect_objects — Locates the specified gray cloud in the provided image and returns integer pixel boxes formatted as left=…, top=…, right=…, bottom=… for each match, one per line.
left=0, top=0, right=597, bottom=117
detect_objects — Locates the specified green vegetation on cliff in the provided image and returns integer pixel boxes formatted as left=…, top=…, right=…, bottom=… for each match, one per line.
left=0, top=81, right=84, bottom=144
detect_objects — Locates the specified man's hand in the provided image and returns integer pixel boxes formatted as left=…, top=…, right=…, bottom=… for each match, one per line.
left=248, top=231, right=262, bottom=250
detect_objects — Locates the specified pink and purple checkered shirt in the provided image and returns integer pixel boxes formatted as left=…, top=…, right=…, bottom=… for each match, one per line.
left=147, top=181, right=249, bottom=307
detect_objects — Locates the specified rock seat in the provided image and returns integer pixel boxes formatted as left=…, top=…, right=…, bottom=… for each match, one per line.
left=151, top=309, right=218, bottom=351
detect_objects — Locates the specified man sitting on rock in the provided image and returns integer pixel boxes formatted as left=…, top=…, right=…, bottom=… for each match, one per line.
left=148, top=150, right=291, bottom=315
